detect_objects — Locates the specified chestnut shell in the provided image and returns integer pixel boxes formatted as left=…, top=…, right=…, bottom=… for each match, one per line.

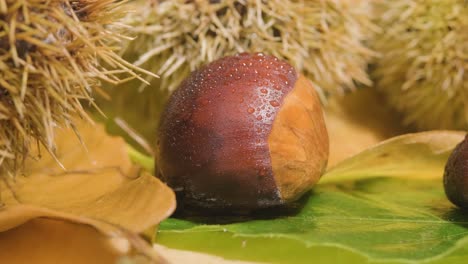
left=444, top=135, right=468, bottom=208
left=156, top=53, right=328, bottom=210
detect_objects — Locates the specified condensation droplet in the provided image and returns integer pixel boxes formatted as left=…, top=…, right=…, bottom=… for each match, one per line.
left=269, top=100, right=280, bottom=107
left=247, top=107, right=255, bottom=114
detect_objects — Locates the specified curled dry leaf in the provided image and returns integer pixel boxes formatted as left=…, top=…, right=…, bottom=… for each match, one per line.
left=325, top=130, right=466, bottom=182
left=0, top=121, right=176, bottom=233
left=0, top=205, right=165, bottom=264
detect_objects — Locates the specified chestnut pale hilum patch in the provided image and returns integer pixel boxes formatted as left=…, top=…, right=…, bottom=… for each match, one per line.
left=269, top=75, right=329, bottom=202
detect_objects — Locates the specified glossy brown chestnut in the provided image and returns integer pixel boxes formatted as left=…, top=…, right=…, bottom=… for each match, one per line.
left=156, top=53, right=329, bottom=211
left=444, top=135, right=468, bottom=208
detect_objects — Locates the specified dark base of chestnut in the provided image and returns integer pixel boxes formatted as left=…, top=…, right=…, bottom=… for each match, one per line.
left=171, top=191, right=312, bottom=224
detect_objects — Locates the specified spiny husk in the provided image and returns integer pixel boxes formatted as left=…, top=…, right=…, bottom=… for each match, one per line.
left=0, top=0, right=152, bottom=174
left=122, top=0, right=378, bottom=95
left=373, top=0, right=468, bottom=130
left=96, top=0, right=377, bottom=154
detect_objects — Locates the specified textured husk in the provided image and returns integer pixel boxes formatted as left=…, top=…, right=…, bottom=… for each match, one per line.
left=121, top=0, right=377, bottom=94
left=96, top=0, right=378, bottom=149
left=372, top=0, right=468, bottom=130
left=0, top=0, right=152, bottom=174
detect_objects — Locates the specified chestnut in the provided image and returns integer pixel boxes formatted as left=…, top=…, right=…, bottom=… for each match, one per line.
left=156, top=53, right=329, bottom=211
left=444, top=135, right=468, bottom=208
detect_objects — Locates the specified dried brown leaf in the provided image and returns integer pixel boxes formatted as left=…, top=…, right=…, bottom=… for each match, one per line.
left=0, top=205, right=165, bottom=264
left=0, top=121, right=176, bottom=233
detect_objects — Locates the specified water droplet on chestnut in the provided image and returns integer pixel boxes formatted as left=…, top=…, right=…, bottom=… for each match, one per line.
left=269, top=100, right=280, bottom=107
left=444, top=135, right=468, bottom=208
left=156, top=53, right=329, bottom=211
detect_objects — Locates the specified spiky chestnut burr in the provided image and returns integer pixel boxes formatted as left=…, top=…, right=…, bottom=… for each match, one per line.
left=156, top=53, right=329, bottom=211
left=0, top=0, right=153, bottom=173
left=122, top=0, right=377, bottom=94
left=100, top=0, right=377, bottom=153
left=373, top=0, right=468, bottom=130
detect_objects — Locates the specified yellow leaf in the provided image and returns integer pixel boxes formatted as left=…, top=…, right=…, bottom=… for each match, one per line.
left=325, top=130, right=465, bottom=182
left=0, top=121, right=176, bottom=233
left=0, top=205, right=165, bottom=264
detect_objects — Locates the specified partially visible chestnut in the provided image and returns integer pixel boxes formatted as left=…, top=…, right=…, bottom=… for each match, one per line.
left=156, top=53, right=329, bottom=211
left=444, top=135, right=468, bottom=208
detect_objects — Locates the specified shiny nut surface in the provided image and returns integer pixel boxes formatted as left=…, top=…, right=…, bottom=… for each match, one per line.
left=156, top=53, right=328, bottom=210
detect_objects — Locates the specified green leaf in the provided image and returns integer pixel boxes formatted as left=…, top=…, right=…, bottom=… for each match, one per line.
left=154, top=131, right=468, bottom=263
